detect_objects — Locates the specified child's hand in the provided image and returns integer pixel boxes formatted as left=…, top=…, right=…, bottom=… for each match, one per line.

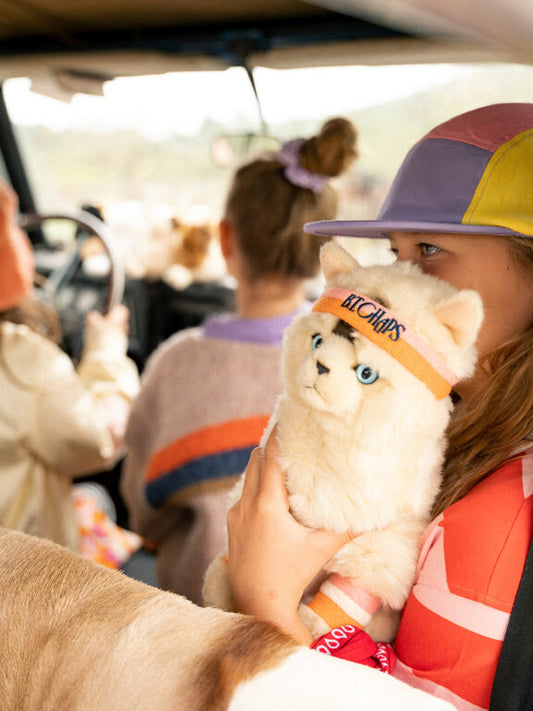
left=85, top=304, right=130, bottom=334
left=227, top=427, right=350, bottom=643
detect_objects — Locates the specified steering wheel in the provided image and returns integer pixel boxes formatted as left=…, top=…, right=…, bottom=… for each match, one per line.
left=19, top=209, right=125, bottom=314
left=18, top=209, right=126, bottom=356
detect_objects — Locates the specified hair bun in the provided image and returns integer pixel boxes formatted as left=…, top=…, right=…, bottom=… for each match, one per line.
left=300, top=117, right=358, bottom=178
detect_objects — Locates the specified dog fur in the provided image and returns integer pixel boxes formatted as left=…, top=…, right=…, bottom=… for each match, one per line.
left=0, top=526, right=457, bottom=710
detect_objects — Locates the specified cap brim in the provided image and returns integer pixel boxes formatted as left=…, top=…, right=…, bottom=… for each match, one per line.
left=304, top=219, right=524, bottom=239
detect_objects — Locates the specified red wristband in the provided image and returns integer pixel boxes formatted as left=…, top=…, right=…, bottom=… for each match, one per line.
left=311, top=624, right=396, bottom=674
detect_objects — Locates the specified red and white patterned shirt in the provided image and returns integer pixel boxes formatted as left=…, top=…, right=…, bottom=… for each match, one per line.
left=312, top=446, right=533, bottom=710
left=393, top=446, right=533, bottom=710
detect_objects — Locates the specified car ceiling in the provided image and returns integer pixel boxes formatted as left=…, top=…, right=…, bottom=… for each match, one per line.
left=0, top=0, right=530, bottom=94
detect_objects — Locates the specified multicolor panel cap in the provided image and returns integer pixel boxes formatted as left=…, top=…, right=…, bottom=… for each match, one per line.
left=305, top=103, right=533, bottom=240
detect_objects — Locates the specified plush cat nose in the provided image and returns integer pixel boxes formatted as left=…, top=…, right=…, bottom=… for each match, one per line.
left=316, top=360, right=330, bottom=375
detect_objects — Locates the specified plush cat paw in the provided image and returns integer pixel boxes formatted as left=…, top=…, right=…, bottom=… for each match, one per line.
left=365, top=607, right=401, bottom=643
left=202, top=553, right=236, bottom=611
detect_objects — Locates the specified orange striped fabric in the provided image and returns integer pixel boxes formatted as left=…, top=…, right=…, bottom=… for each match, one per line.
left=308, top=591, right=362, bottom=630
left=146, top=415, right=269, bottom=484
left=306, top=573, right=381, bottom=631
left=144, top=415, right=271, bottom=508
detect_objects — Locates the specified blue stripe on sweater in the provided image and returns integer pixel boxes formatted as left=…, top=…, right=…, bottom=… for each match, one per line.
left=146, top=446, right=254, bottom=508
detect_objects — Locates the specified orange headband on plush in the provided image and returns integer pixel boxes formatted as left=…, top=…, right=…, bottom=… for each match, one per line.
left=312, top=287, right=457, bottom=400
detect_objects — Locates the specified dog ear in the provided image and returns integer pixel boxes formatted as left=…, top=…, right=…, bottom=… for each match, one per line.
left=320, top=242, right=361, bottom=282
left=434, top=290, right=484, bottom=351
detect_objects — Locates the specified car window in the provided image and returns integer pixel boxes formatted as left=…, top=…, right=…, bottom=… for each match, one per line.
left=4, top=61, right=533, bottom=267
left=3, top=59, right=533, bottom=363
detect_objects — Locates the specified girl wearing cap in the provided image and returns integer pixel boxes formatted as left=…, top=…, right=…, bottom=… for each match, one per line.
left=0, top=179, right=141, bottom=568
left=121, top=117, right=358, bottom=604
left=226, top=103, right=533, bottom=710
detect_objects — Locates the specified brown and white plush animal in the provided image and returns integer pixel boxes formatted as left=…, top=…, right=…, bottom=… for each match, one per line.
left=0, top=527, right=456, bottom=710
left=203, top=242, right=483, bottom=642
left=161, top=219, right=227, bottom=290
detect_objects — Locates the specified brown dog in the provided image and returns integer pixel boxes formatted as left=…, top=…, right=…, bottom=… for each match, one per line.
left=0, top=527, right=455, bottom=710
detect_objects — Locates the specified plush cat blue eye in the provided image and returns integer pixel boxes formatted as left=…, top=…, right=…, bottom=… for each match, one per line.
left=311, top=333, right=323, bottom=350
left=355, top=364, right=379, bottom=385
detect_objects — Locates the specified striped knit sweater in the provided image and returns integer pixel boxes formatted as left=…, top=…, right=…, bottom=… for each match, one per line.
left=121, top=310, right=304, bottom=604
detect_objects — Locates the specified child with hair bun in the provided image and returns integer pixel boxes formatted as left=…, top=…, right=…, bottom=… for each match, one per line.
left=121, top=116, right=358, bottom=603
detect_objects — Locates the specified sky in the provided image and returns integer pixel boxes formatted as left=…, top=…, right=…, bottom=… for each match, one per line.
left=3, top=63, right=471, bottom=140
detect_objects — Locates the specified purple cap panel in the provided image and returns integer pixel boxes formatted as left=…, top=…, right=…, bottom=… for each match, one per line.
left=378, top=138, right=491, bottom=225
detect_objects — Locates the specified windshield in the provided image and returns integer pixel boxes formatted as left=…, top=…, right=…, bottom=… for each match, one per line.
left=4, top=60, right=533, bottom=268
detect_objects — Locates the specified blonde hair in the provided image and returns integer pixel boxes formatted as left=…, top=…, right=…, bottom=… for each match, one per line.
left=433, top=235, right=533, bottom=516
left=223, top=117, right=357, bottom=281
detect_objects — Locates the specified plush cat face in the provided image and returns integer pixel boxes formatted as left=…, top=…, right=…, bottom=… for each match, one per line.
left=281, top=242, right=483, bottom=419
left=282, top=310, right=388, bottom=416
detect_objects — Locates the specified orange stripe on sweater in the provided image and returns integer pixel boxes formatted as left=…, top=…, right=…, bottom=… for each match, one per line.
left=145, top=415, right=270, bottom=483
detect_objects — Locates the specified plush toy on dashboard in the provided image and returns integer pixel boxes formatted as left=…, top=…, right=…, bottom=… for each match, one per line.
left=203, top=242, right=483, bottom=643
left=162, top=219, right=226, bottom=290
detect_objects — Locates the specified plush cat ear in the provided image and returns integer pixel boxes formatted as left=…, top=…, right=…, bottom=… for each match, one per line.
left=434, top=290, right=484, bottom=351
left=320, top=242, right=360, bottom=281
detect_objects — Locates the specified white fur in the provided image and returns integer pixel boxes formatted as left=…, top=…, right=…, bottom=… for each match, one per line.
left=230, top=647, right=456, bottom=711
left=204, top=243, right=483, bottom=641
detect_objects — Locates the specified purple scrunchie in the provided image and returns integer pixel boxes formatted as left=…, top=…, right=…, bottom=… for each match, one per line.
left=277, top=138, right=330, bottom=193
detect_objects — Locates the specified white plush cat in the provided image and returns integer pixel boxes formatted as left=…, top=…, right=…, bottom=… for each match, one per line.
left=203, top=242, right=483, bottom=642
